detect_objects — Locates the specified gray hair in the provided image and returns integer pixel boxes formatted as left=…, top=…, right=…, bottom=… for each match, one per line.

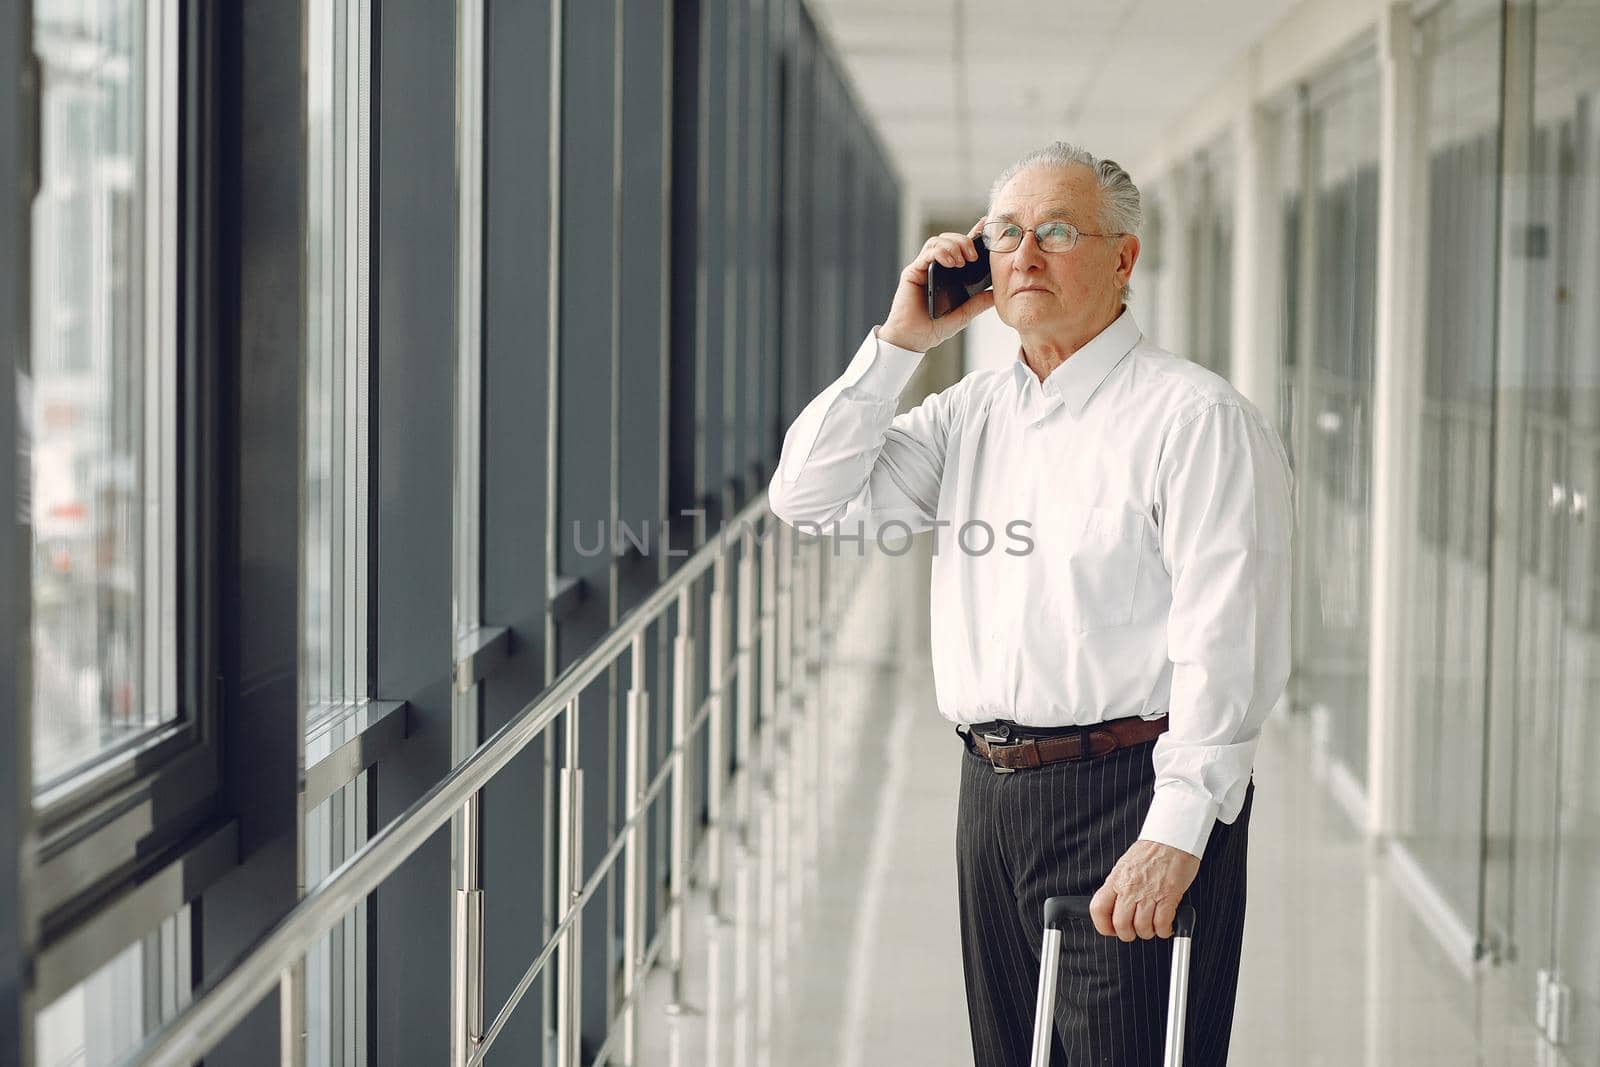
left=986, top=141, right=1142, bottom=303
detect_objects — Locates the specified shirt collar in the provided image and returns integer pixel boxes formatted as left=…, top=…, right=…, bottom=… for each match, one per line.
left=1009, top=305, right=1143, bottom=416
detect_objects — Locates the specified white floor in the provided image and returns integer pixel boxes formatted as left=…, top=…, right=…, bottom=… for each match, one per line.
left=632, top=552, right=1577, bottom=1066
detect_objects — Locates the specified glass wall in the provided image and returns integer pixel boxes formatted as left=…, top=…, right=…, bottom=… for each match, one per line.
left=1269, top=0, right=1599, bottom=1050
left=1280, top=46, right=1382, bottom=794
left=1266, top=5, right=1600, bottom=1052
left=9, top=0, right=900, bottom=1059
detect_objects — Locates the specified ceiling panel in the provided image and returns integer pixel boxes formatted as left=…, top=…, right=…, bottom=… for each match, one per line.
left=808, top=0, right=1304, bottom=213
left=849, top=57, right=961, bottom=115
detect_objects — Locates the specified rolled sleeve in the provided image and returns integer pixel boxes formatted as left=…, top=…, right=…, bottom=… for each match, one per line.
left=1138, top=400, right=1294, bottom=859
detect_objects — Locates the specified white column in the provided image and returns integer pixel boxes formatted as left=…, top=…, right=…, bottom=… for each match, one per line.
left=1231, top=102, right=1286, bottom=425
left=1367, top=2, right=1429, bottom=841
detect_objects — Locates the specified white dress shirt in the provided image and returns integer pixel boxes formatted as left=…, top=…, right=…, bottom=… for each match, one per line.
left=766, top=305, right=1294, bottom=858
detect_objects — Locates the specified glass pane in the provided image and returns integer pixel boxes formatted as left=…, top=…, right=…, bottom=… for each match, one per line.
left=30, top=0, right=180, bottom=786
left=1293, top=48, right=1381, bottom=789
left=1134, top=194, right=1164, bottom=342
left=35, top=906, right=192, bottom=1067
left=1401, top=0, right=1503, bottom=925
left=1277, top=100, right=1303, bottom=460
left=305, top=0, right=371, bottom=709
left=1185, top=144, right=1235, bottom=378
left=306, top=775, right=370, bottom=1067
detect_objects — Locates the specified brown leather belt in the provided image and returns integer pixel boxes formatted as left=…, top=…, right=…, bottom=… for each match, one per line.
left=960, top=715, right=1169, bottom=773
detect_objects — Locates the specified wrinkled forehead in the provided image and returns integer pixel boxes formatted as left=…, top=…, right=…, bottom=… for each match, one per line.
left=988, top=166, right=1099, bottom=226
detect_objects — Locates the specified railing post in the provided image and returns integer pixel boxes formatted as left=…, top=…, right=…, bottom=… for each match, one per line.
left=759, top=522, right=778, bottom=780
left=809, top=539, right=826, bottom=859
left=771, top=525, right=794, bottom=994
left=707, top=553, right=730, bottom=920
left=279, top=963, right=305, bottom=1067
left=791, top=541, right=813, bottom=915
left=755, top=518, right=780, bottom=1052
left=665, top=587, right=695, bottom=1014
left=450, top=790, right=485, bottom=1067
left=555, top=697, right=583, bottom=1067
left=621, top=631, right=648, bottom=1066
left=775, top=524, right=792, bottom=735
left=541, top=727, right=557, bottom=1057
left=735, top=525, right=757, bottom=845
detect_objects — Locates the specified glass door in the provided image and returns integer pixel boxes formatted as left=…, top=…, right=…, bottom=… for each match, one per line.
left=1539, top=1, right=1600, bottom=1055
left=1485, top=0, right=1600, bottom=1056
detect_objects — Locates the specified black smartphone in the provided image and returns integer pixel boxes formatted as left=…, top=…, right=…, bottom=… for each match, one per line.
left=926, top=234, right=992, bottom=320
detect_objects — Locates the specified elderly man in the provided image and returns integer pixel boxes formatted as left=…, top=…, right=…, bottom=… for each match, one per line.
left=766, top=141, right=1292, bottom=1065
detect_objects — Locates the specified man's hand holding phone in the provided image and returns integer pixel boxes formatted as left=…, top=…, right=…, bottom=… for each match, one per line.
left=879, top=217, right=994, bottom=354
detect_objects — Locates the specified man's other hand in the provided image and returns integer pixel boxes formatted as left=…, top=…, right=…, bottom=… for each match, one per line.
left=1088, top=839, right=1201, bottom=942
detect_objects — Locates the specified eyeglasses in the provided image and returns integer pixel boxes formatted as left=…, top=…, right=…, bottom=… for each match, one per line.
left=980, top=219, right=1126, bottom=254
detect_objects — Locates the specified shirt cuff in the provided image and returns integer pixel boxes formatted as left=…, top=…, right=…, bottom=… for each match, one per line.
left=1137, top=782, right=1220, bottom=859
left=836, top=326, right=925, bottom=400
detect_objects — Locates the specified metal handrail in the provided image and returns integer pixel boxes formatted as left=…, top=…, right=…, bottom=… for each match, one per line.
left=124, top=494, right=787, bottom=1066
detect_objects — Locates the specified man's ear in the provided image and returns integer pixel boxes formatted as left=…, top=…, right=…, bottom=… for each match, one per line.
left=1117, top=234, right=1141, bottom=287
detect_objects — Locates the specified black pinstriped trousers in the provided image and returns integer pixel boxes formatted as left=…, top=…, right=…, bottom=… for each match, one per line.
left=955, top=728, right=1254, bottom=1066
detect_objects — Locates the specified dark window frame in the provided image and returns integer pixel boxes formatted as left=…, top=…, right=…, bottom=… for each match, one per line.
left=28, top=0, right=228, bottom=944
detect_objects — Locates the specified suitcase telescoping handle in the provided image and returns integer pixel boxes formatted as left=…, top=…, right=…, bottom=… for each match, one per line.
left=1029, top=895, right=1197, bottom=1067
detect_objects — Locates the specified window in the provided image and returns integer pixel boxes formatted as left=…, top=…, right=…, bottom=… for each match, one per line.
left=34, top=907, right=192, bottom=1067
left=31, top=0, right=180, bottom=789
left=23, top=2, right=239, bottom=1057
left=305, top=0, right=372, bottom=708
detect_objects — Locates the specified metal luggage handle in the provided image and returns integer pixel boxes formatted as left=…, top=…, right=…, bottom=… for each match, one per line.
left=1031, top=896, right=1197, bottom=1067
left=1043, top=894, right=1196, bottom=937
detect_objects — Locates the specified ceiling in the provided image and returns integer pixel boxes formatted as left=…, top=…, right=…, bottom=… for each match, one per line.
left=807, top=0, right=1306, bottom=219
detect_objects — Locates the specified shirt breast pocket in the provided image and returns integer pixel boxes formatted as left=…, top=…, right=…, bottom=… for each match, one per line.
left=1066, top=505, right=1146, bottom=633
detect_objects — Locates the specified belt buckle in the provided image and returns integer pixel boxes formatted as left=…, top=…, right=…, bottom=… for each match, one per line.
left=981, top=724, right=1017, bottom=774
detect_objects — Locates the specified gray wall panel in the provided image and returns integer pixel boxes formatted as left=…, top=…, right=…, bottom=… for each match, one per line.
left=700, top=0, right=728, bottom=521
left=203, top=2, right=304, bottom=1060
left=372, top=1, right=458, bottom=1062
left=557, top=0, right=620, bottom=1051
left=480, top=0, right=555, bottom=1060
left=668, top=0, right=703, bottom=548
